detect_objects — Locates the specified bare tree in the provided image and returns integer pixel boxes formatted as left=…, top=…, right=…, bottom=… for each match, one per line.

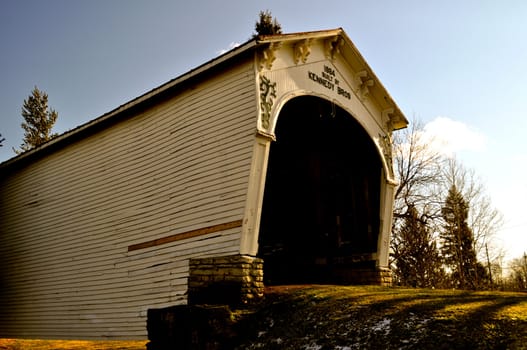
left=392, top=119, right=445, bottom=228
left=390, top=119, right=446, bottom=286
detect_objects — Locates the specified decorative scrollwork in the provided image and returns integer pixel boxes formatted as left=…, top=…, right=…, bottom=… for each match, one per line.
left=379, top=133, right=394, bottom=177
left=259, top=75, right=277, bottom=130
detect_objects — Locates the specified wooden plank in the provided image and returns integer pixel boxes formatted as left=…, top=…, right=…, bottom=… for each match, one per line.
left=127, top=219, right=243, bottom=252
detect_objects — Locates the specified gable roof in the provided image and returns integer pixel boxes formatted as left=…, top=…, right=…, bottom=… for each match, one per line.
left=0, top=28, right=407, bottom=170
left=256, top=28, right=408, bottom=131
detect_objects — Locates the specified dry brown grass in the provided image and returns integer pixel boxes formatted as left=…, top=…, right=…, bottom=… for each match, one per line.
left=0, top=339, right=147, bottom=350
left=233, top=285, right=527, bottom=349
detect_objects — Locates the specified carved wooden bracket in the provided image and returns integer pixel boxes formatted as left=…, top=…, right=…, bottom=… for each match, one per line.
left=324, top=35, right=344, bottom=60
left=379, top=133, right=394, bottom=177
left=258, top=42, right=282, bottom=71
left=382, top=108, right=402, bottom=132
left=382, top=108, right=395, bottom=131
left=354, top=70, right=374, bottom=100
left=293, top=39, right=312, bottom=64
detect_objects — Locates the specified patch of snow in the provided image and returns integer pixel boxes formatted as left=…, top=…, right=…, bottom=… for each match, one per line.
left=303, top=343, right=322, bottom=350
left=372, top=318, right=392, bottom=334
left=404, top=314, right=431, bottom=330
left=272, top=337, right=283, bottom=344
left=399, top=315, right=433, bottom=345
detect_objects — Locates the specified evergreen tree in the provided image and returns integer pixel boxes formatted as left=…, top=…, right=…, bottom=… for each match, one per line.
left=393, top=205, right=444, bottom=288
left=507, top=252, right=527, bottom=291
left=253, top=10, right=282, bottom=37
left=15, top=86, right=58, bottom=154
left=441, top=185, right=484, bottom=289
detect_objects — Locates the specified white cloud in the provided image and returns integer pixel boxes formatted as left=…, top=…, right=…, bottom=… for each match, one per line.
left=421, top=117, right=487, bottom=157
left=216, top=42, right=241, bottom=55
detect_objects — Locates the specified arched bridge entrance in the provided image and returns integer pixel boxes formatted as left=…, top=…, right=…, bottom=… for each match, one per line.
left=258, top=96, right=383, bottom=284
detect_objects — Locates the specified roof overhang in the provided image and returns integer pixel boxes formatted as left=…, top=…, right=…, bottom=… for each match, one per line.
left=0, top=28, right=408, bottom=170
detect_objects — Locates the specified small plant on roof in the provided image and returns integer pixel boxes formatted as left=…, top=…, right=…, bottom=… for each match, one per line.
left=253, top=10, right=282, bottom=38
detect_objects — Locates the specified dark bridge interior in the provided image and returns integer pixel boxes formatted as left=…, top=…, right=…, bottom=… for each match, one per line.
left=258, top=96, right=382, bottom=284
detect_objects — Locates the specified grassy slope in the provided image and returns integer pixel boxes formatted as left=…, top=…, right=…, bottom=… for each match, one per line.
left=1, top=285, right=526, bottom=349
left=233, top=285, right=527, bottom=350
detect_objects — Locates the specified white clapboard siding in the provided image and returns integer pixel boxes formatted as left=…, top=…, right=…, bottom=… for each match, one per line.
left=0, top=59, right=258, bottom=339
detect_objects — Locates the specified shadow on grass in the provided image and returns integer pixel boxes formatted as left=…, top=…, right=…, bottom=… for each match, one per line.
left=2, top=286, right=525, bottom=350
left=233, top=285, right=527, bottom=350
left=409, top=293, right=527, bottom=350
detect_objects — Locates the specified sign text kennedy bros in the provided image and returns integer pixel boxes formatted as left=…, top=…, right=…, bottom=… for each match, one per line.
left=307, top=65, right=351, bottom=100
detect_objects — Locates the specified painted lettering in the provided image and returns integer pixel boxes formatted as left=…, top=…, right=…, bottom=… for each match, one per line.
left=338, top=86, right=351, bottom=100
left=324, top=65, right=336, bottom=77
left=308, top=71, right=335, bottom=91
left=307, top=68, right=351, bottom=100
left=322, top=71, right=333, bottom=81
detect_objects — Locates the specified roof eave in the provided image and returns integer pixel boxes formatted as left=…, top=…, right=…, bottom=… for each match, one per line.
left=255, top=28, right=344, bottom=44
left=0, top=39, right=260, bottom=170
left=1, top=28, right=409, bottom=170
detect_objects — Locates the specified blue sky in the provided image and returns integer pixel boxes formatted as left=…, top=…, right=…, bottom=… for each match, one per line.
left=1, top=0, right=526, bottom=262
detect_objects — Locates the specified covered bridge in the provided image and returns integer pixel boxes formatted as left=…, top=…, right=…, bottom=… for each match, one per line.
left=0, top=28, right=408, bottom=339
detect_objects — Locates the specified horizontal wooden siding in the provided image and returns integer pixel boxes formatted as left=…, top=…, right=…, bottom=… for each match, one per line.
left=0, top=61, right=257, bottom=339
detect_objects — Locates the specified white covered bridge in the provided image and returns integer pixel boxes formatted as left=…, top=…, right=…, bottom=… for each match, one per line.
left=0, top=28, right=407, bottom=339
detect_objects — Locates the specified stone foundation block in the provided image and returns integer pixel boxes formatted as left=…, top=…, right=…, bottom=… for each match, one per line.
left=188, top=254, right=264, bottom=306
